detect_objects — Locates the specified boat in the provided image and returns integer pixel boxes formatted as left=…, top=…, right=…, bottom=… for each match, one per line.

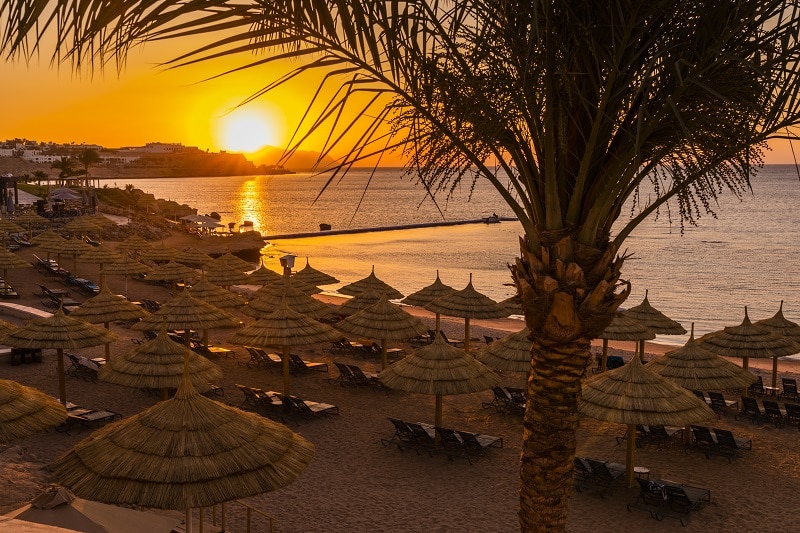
left=482, top=213, right=501, bottom=224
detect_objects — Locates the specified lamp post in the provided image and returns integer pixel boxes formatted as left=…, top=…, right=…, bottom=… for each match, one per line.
left=280, top=254, right=296, bottom=279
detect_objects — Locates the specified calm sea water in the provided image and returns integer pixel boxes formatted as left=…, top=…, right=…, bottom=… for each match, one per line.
left=98, top=165, right=800, bottom=346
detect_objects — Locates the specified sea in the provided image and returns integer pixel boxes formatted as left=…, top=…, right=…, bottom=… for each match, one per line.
left=97, top=165, right=800, bottom=347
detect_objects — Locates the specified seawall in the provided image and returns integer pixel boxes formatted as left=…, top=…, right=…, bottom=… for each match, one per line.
left=262, top=217, right=518, bottom=240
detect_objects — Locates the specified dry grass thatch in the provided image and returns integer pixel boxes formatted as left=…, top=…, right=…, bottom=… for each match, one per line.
left=257, top=276, right=321, bottom=296
left=379, top=334, right=501, bottom=395
left=337, top=295, right=428, bottom=340
left=231, top=300, right=341, bottom=347
left=755, top=301, right=800, bottom=342
left=0, top=319, right=17, bottom=336
left=13, top=211, right=48, bottom=225
left=58, top=238, right=93, bottom=255
left=99, top=327, right=221, bottom=392
left=30, top=230, right=65, bottom=246
left=115, top=235, right=153, bottom=253
left=291, top=258, right=339, bottom=286
left=599, top=314, right=655, bottom=341
left=49, top=372, right=315, bottom=509
left=0, top=308, right=118, bottom=349
left=400, top=271, right=456, bottom=307
left=0, top=219, right=24, bottom=233
left=0, top=247, right=32, bottom=270
left=247, top=262, right=284, bottom=285
left=77, top=246, right=124, bottom=266
left=132, top=292, right=240, bottom=332
left=63, top=217, right=104, bottom=234
left=140, top=244, right=179, bottom=262
left=202, top=264, right=251, bottom=286
left=187, top=278, right=243, bottom=309
left=338, top=289, right=383, bottom=317
left=622, top=290, right=686, bottom=335
left=68, top=283, right=149, bottom=324
left=0, top=379, right=67, bottom=443
left=337, top=267, right=403, bottom=299
left=424, top=277, right=507, bottom=319
left=580, top=357, right=715, bottom=426
left=242, top=281, right=333, bottom=320
left=477, top=327, right=532, bottom=373
left=208, top=251, right=254, bottom=273
left=146, top=260, right=197, bottom=282
left=100, top=258, right=153, bottom=276
left=173, top=248, right=214, bottom=267
left=499, top=295, right=523, bottom=316
left=698, top=307, right=800, bottom=359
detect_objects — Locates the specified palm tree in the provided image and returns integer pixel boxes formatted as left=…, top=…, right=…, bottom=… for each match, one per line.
left=5, top=2, right=800, bottom=531
left=50, top=156, right=76, bottom=186
left=76, top=148, right=100, bottom=187
left=31, top=170, right=48, bottom=187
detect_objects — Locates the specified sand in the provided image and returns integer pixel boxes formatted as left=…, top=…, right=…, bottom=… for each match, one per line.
left=1, top=226, right=799, bottom=532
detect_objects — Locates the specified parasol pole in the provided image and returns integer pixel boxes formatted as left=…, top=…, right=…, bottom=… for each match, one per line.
left=626, top=423, right=636, bottom=488
left=381, top=338, right=388, bottom=370
left=464, top=317, right=471, bottom=354
left=435, top=312, right=441, bottom=334
left=772, top=356, right=779, bottom=389
left=186, top=508, right=193, bottom=533
left=57, top=347, right=67, bottom=406
left=601, top=339, right=608, bottom=372
left=103, top=321, right=111, bottom=362
left=282, top=345, right=291, bottom=396
left=435, top=394, right=443, bottom=429
left=742, top=356, right=750, bottom=397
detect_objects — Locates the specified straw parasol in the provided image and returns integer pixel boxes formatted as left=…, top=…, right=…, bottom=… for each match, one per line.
left=50, top=360, right=315, bottom=526
left=754, top=301, right=800, bottom=388
left=13, top=211, right=49, bottom=237
left=203, top=262, right=251, bottom=287
left=400, top=270, right=456, bottom=332
left=174, top=247, right=214, bottom=267
left=0, top=246, right=31, bottom=297
left=0, top=218, right=24, bottom=246
left=248, top=261, right=284, bottom=285
left=597, top=313, right=655, bottom=372
left=580, top=356, right=714, bottom=487
left=338, top=288, right=383, bottom=316
left=77, top=245, right=124, bottom=283
left=243, top=278, right=334, bottom=320
left=147, top=260, right=197, bottom=294
left=338, top=266, right=404, bottom=299
left=379, top=334, right=501, bottom=428
left=100, top=257, right=152, bottom=298
left=30, top=229, right=65, bottom=246
left=337, top=294, right=428, bottom=369
left=424, top=274, right=508, bottom=353
left=208, top=251, right=254, bottom=273
left=58, top=237, right=93, bottom=274
left=292, top=257, right=339, bottom=286
left=140, top=243, right=179, bottom=263
left=68, top=280, right=149, bottom=361
left=99, top=325, right=222, bottom=398
left=499, top=295, right=523, bottom=317
left=257, top=275, right=321, bottom=296
left=63, top=216, right=104, bottom=237
left=622, top=290, right=686, bottom=360
left=697, top=307, right=799, bottom=390
left=187, top=276, right=243, bottom=309
left=0, top=379, right=67, bottom=443
left=115, top=235, right=152, bottom=259
left=0, top=308, right=118, bottom=405
left=477, top=327, right=532, bottom=373
left=231, top=299, right=341, bottom=395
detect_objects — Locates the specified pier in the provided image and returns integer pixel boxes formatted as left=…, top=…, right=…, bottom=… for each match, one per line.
left=262, top=216, right=518, bottom=240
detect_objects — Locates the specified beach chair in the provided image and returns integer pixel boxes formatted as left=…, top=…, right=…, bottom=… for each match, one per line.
left=280, top=394, right=339, bottom=419
left=289, top=353, right=329, bottom=373
left=628, top=479, right=711, bottom=526
left=739, top=396, right=764, bottom=424
left=405, top=422, right=438, bottom=456
left=346, top=364, right=385, bottom=392
left=761, top=399, right=785, bottom=428
left=438, top=331, right=465, bottom=347
left=434, top=426, right=468, bottom=462
left=689, top=425, right=718, bottom=459
left=641, top=425, right=683, bottom=449
left=328, top=362, right=355, bottom=386
left=712, top=428, right=752, bottom=462
left=482, top=386, right=513, bottom=413
left=243, top=346, right=281, bottom=369
left=780, top=378, right=800, bottom=402
left=573, top=458, right=594, bottom=492
left=708, top=391, right=737, bottom=417
left=506, top=387, right=527, bottom=413
left=381, top=418, right=416, bottom=450
left=784, top=402, right=800, bottom=426
left=748, top=375, right=765, bottom=396
left=584, top=458, right=626, bottom=497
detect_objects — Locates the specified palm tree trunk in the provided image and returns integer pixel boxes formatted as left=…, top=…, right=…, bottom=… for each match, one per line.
left=514, top=235, right=628, bottom=532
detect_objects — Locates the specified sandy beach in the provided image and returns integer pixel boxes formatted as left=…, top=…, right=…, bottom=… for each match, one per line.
left=1, top=226, right=799, bottom=532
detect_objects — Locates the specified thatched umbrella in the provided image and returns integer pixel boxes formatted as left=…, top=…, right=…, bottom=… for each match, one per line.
left=0, top=247, right=31, bottom=297
left=59, top=237, right=92, bottom=275
left=257, top=276, right=321, bottom=296
left=424, top=274, right=508, bottom=353
left=99, top=325, right=222, bottom=399
left=0, top=379, right=67, bottom=443
left=174, top=248, right=214, bottom=268
left=622, top=290, right=686, bottom=360
left=50, top=360, right=314, bottom=531
left=31, top=231, right=66, bottom=262
left=248, top=261, right=284, bottom=285
left=63, top=216, right=104, bottom=238
left=477, top=327, right=532, bottom=373
left=338, top=266, right=404, bottom=299
left=337, top=294, right=428, bottom=369
left=116, top=235, right=152, bottom=259
left=598, top=314, right=655, bottom=371
left=400, top=270, right=456, bottom=332
left=379, top=334, right=501, bottom=428
left=147, top=260, right=197, bottom=294
left=243, top=278, right=334, bottom=321
left=697, top=307, right=799, bottom=390
left=0, top=218, right=24, bottom=247
left=208, top=251, right=254, bottom=273
left=203, top=263, right=250, bottom=287
left=292, top=257, right=339, bottom=286
left=69, top=280, right=149, bottom=361
left=133, top=291, right=240, bottom=349
left=580, top=356, right=714, bottom=487
left=100, top=257, right=152, bottom=298
left=187, top=277, right=243, bottom=309
left=0, top=308, right=118, bottom=405
left=13, top=211, right=49, bottom=238
left=338, top=288, right=383, bottom=316
left=231, top=300, right=341, bottom=395
left=499, top=295, right=523, bottom=317
left=77, top=245, right=124, bottom=283
left=754, top=301, right=800, bottom=388
left=140, top=243, right=179, bottom=263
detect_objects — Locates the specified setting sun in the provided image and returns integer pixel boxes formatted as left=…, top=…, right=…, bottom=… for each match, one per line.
left=217, top=108, right=277, bottom=153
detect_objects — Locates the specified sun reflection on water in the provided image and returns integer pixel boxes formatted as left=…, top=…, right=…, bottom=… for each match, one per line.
left=235, top=177, right=268, bottom=234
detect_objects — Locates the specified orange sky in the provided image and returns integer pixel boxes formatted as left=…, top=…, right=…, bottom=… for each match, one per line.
left=1, top=43, right=798, bottom=165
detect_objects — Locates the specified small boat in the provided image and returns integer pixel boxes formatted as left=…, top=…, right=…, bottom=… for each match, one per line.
left=482, top=213, right=501, bottom=224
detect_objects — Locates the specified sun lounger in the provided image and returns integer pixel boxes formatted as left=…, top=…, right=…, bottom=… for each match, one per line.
left=739, top=396, right=764, bottom=424
left=242, top=346, right=282, bottom=369
left=628, top=478, right=711, bottom=526
left=580, top=458, right=626, bottom=497
left=276, top=393, right=339, bottom=419
left=56, top=403, right=122, bottom=434
left=780, top=378, right=800, bottom=402
left=712, top=427, right=752, bottom=462
left=65, top=352, right=102, bottom=381
left=784, top=402, right=800, bottom=426
left=761, top=399, right=785, bottom=428
left=708, top=391, right=737, bottom=417
left=748, top=375, right=766, bottom=396
left=381, top=418, right=417, bottom=450
left=288, top=353, right=328, bottom=373
left=482, top=386, right=513, bottom=413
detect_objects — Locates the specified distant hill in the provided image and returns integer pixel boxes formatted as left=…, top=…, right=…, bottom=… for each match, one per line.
left=250, top=145, right=336, bottom=172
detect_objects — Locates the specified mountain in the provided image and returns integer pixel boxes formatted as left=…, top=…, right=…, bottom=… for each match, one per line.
left=249, top=145, right=336, bottom=172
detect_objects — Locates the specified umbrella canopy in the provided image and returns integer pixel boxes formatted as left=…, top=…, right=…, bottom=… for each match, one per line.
left=580, top=356, right=714, bottom=486
left=337, top=294, right=428, bottom=368
left=187, top=277, right=243, bottom=309
left=338, top=288, right=383, bottom=316
left=63, top=216, right=104, bottom=236
left=0, top=247, right=31, bottom=288
left=248, top=261, right=284, bottom=285
left=147, top=260, right=197, bottom=282
left=116, top=235, right=153, bottom=255
left=30, top=229, right=65, bottom=246
left=379, top=334, right=501, bottom=427
left=257, top=276, right=321, bottom=296
left=203, top=263, right=251, bottom=287
left=0, top=308, right=118, bottom=405
left=140, top=244, right=179, bottom=263
left=424, top=274, right=508, bottom=352
left=646, top=324, right=757, bottom=391
left=78, top=245, right=124, bottom=265
left=243, top=278, right=334, bottom=320
left=69, top=282, right=149, bottom=325
left=99, top=326, right=222, bottom=394
left=755, top=301, right=800, bottom=388
left=623, top=291, right=686, bottom=334
left=401, top=271, right=456, bottom=307
left=59, top=237, right=93, bottom=273
left=338, top=266, right=404, bottom=299
left=292, top=257, right=339, bottom=286
left=477, top=327, right=532, bottom=373
left=13, top=211, right=48, bottom=225
left=50, top=365, right=315, bottom=510
left=231, top=300, right=341, bottom=394
left=208, top=251, right=254, bottom=273
left=597, top=313, right=655, bottom=371
left=0, top=218, right=24, bottom=234
left=499, top=295, right=523, bottom=316
left=133, top=291, right=240, bottom=333
left=100, top=257, right=153, bottom=276
left=0, top=379, right=67, bottom=443
left=174, top=248, right=214, bottom=267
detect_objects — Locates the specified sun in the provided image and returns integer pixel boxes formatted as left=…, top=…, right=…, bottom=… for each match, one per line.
left=218, top=109, right=276, bottom=153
